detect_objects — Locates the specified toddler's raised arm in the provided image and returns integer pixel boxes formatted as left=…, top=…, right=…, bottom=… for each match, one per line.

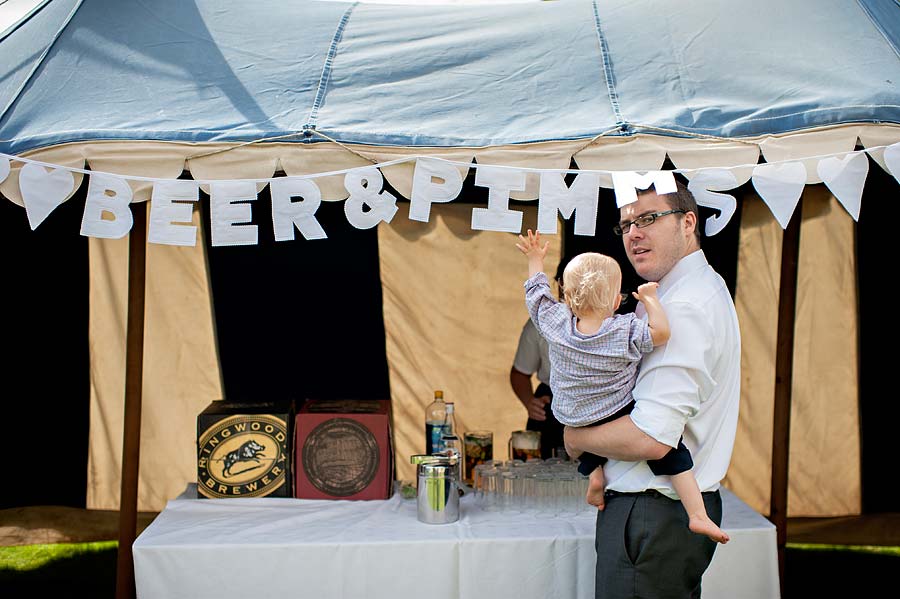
left=634, top=282, right=670, bottom=346
left=516, top=229, right=549, bottom=278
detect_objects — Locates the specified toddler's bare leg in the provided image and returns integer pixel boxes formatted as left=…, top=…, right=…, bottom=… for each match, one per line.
left=671, top=471, right=729, bottom=543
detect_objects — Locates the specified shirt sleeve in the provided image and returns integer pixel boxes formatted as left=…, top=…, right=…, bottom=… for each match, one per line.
left=523, top=272, right=570, bottom=337
left=629, top=300, right=718, bottom=448
left=629, top=314, right=654, bottom=355
left=512, top=321, right=541, bottom=376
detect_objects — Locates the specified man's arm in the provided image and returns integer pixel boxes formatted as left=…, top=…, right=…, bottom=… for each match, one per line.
left=568, top=299, right=718, bottom=462
left=510, top=367, right=549, bottom=421
left=564, top=416, right=670, bottom=462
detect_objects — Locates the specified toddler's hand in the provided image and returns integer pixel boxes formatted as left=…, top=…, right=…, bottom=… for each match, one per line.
left=632, top=282, right=659, bottom=303
left=516, top=229, right=549, bottom=259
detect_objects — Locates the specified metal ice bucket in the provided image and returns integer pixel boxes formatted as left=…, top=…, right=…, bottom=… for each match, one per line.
left=413, top=456, right=460, bottom=524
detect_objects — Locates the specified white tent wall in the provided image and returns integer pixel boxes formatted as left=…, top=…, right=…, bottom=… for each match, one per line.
left=725, top=187, right=860, bottom=516
left=86, top=204, right=223, bottom=510
left=379, top=203, right=562, bottom=485
left=82, top=178, right=863, bottom=517
left=787, top=189, right=860, bottom=515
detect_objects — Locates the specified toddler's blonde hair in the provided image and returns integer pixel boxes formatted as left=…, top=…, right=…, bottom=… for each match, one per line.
left=562, top=253, right=622, bottom=318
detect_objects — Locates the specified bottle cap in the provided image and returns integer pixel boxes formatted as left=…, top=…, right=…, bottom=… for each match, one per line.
left=434, top=390, right=444, bottom=399
left=445, top=402, right=455, bottom=413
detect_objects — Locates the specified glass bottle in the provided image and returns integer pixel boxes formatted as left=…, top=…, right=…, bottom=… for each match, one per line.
left=425, top=390, right=448, bottom=455
left=441, top=402, right=460, bottom=459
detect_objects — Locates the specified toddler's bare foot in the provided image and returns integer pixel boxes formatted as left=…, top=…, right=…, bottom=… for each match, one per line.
left=585, top=467, right=606, bottom=510
left=689, top=514, right=730, bottom=544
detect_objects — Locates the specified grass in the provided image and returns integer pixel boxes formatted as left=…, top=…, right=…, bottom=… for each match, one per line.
left=0, top=541, right=118, bottom=598
left=0, top=541, right=117, bottom=570
left=0, top=541, right=898, bottom=598
left=787, top=541, right=900, bottom=557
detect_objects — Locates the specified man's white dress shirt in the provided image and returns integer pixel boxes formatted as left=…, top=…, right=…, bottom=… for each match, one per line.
left=605, top=250, right=741, bottom=499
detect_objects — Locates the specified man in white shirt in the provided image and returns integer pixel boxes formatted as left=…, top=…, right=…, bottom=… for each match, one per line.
left=565, top=181, right=741, bottom=599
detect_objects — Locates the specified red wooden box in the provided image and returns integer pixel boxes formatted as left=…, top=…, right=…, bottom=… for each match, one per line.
left=294, top=399, right=393, bottom=500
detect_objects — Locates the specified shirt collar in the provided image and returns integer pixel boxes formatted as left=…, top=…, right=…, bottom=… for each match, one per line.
left=657, top=249, right=708, bottom=298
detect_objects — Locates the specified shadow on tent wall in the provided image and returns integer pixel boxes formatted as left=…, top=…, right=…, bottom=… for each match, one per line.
left=857, top=159, right=897, bottom=513
left=2, top=179, right=90, bottom=509
left=199, top=181, right=391, bottom=405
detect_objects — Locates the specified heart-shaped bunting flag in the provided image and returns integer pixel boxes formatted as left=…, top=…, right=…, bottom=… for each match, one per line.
left=751, top=162, right=807, bottom=229
left=20, top=162, right=76, bottom=230
left=816, top=153, right=868, bottom=221
left=883, top=142, right=900, bottom=186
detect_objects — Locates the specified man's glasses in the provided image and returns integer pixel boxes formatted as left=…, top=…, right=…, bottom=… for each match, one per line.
left=613, top=209, right=686, bottom=235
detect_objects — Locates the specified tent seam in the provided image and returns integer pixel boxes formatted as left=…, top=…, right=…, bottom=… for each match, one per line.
left=0, top=0, right=53, bottom=43
left=306, top=2, right=357, bottom=132
left=4, top=118, right=899, bottom=155
left=855, top=0, right=900, bottom=60
left=591, top=0, right=626, bottom=129
left=0, top=0, right=84, bottom=127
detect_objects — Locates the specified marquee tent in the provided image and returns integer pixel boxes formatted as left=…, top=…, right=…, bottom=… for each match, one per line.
left=2, top=0, right=899, bottom=595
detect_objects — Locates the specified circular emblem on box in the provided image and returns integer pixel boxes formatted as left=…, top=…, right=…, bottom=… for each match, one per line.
left=198, top=415, right=287, bottom=498
left=302, top=417, right=379, bottom=497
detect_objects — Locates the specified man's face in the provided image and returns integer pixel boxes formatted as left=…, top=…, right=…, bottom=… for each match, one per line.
left=619, top=190, right=697, bottom=282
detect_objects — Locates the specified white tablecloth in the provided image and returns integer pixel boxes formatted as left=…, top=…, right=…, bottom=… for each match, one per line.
left=133, top=485, right=779, bottom=599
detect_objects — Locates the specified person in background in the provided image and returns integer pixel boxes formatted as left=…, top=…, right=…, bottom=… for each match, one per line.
left=565, top=181, right=741, bottom=599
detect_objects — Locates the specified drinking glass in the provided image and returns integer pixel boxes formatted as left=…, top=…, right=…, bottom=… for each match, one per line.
left=508, top=430, right=541, bottom=462
left=500, top=471, right=517, bottom=511
left=463, top=431, right=493, bottom=486
left=481, top=467, right=501, bottom=511
left=534, top=472, right=557, bottom=517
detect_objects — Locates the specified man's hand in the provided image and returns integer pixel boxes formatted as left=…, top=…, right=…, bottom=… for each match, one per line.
left=563, top=426, right=584, bottom=460
left=510, top=368, right=549, bottom=421
left=522, top=394, right=550, bottom=421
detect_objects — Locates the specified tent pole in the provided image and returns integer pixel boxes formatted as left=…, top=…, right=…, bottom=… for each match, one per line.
left=770, top=196, right=802, bottom=597
left=115, top=202, right=147, bottom=599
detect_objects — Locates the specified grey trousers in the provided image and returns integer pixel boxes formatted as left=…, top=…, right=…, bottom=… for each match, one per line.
left=594, top=489, right=722, bottom=599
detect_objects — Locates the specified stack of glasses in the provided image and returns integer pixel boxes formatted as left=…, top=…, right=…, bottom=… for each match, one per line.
left=470, top=458, right=596, bottom=516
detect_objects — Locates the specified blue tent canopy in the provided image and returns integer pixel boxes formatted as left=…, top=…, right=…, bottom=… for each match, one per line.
left=1, top=0, right=898, bottom=155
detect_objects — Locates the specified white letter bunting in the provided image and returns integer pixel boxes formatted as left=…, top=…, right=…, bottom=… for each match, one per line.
left=2, top=144, right=898, bottom=244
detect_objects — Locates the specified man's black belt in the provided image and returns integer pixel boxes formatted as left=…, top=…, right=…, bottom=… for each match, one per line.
left=604, top=489, right=719, bottom=498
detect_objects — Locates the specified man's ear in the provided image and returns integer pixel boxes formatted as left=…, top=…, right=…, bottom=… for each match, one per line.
left=684, top=210, right=698, bottom=235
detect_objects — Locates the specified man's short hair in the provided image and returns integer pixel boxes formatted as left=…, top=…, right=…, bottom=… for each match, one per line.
left=640, top=179, right=702, bottom=246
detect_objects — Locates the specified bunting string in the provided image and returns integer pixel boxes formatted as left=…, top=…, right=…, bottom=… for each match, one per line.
left=0, top=142, right=898, bottom=246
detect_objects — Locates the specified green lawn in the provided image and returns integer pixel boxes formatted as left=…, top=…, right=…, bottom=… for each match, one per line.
left=0, top=541, right=118, bottom=598
left=1, top=541, right=897, bottom=598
